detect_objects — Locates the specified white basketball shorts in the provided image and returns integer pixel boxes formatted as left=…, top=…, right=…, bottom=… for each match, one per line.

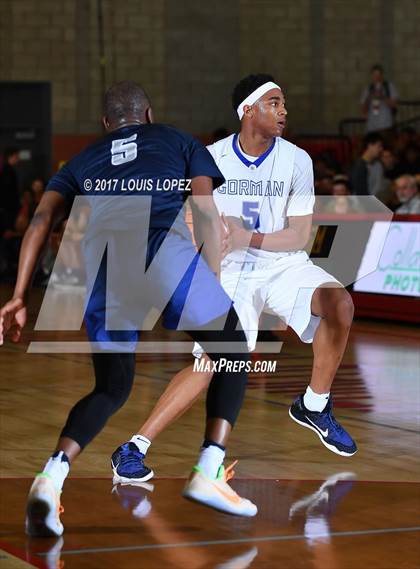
left=193, top=251, right=341, bottom=356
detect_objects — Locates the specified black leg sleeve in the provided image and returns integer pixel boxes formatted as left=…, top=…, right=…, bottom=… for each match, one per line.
left=60, top=352, right=136, bottom=449
left=187, top=306, right=250, bottom=427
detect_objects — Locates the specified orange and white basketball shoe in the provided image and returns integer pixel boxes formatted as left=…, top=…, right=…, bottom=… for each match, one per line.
left=182, top=461, right=257, bottom=517
left=25, top=473, right=64, bottom=537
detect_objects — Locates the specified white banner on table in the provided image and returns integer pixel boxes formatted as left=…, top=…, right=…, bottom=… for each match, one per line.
left=354, top=221, right=420, bottom=297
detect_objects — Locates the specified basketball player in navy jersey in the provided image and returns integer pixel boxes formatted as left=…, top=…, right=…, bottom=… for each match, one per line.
left=0, top=81, right=257, bottom=536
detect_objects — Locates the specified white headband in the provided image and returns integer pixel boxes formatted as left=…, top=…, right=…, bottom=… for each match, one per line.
left=236, top=81, right=281, bottom=120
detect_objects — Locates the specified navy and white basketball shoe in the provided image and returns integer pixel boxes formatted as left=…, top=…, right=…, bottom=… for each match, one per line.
left=289, top=395, right=357, bottom=457
left=111, top=442, right=154, bottom=484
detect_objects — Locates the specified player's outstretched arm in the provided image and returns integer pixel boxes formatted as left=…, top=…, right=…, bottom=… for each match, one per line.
left=0, top=191, right=67, bottom=345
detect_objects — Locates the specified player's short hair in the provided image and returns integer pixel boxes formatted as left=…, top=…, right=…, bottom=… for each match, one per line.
left=362, top=132, right=383, bottom=150
left=232, top=74, right=276, bottom=112
left=103, top=81, right=150, bottom=123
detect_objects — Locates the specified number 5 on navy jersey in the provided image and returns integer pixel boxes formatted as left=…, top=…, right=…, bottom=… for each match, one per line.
left=111, top=133, right=138, bottom=165
left=242, top=201, right=260, bottom=230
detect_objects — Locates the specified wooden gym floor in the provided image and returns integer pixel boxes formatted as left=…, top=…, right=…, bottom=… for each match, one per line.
left=0, top=285, right=419, bottom=568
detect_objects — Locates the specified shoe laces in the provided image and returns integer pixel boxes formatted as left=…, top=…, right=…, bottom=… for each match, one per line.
left=327, top=412, right=344, bottom=433
left=121, top=446, right=144, bottom=469
left=318, top=399, right=343, bottom=434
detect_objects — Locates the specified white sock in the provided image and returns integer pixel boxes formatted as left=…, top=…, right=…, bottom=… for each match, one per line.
left=197, top=444, right=225, bottom=479
left=42, top=451, right=70, bottom=492
left=303, top=386, right=330, bottom=412
left=130, top=434, right=151, bottom=455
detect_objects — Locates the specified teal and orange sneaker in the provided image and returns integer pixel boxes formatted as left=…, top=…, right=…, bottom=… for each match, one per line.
left=182, top=461, right=257, bottom=517
left=25, top=473, right=64, bottom=537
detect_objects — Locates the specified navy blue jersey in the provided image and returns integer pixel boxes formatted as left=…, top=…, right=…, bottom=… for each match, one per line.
left=46, top=124, right=224, bottom=236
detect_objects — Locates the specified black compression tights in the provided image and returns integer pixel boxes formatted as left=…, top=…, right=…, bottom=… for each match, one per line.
left=60, top=307, right=249, bottom=449
left=60, top=352, right=136, bottom=449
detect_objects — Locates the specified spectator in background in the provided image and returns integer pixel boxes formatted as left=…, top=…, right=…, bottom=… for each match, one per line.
left=350, top=132, right=384, bottom=196
left=15, top=177, right=45, bottom=235
left=49, top=203, right=89, bottom=288
left=399, top=144, right=420, bottom=176
left=381, top=148, right=400, bottom=182
left=394, top=174, right=420, bottom=214
left=313, top=152, right=339, bottom=181
left=315, top=174, right=334, bottom=196
left=374, top=147, right=402, bottom=209
left=394, top=127, right=417, bottom=159
left=324, top=177, right=362, bottom=215
left=0, top=147, right=21, bottom=233
left=361, top=64, right=398, bottom=134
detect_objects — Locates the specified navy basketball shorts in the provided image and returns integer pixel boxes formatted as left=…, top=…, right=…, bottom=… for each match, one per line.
left=83, top=228, right=232, bottom=351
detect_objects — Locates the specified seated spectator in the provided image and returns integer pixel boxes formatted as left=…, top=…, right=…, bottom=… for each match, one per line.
left=399, top=144, right=420, bottom=176
left=394, top=175, right=420, bottom=214
left=315, top=174, right=334, bottom=196
left=15, top=177, right=45, bottom=234
left=323, top=177, right=363, bottom=215
left=394, top=127, right=417, bottom=159
left=49, top=203, right=89, bottom=288
left=350, top=132, right=384, bottom=195
left=360, top=64, right=398, bottom=134
left=313, top=154, right=338, bottom=181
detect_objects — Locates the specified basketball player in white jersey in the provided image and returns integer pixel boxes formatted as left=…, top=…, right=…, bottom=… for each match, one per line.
left=115, top=74, right=357, bottom=511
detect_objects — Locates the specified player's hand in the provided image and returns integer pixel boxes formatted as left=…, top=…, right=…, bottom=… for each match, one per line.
left=223, top=215, right=243, bottom=229
left=223, top=215, right=251, bottom=249
left=0, top=298, right=27, bottom=345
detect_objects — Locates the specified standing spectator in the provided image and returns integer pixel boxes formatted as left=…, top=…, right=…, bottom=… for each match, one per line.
left=394, top=175, right=420, bottom=214
left=0, top=147, right=21, bottom=232
left=360, top=64, right=398, bottom=134
left=349, top=133, right=384, bottom=195
left=375, top=147, right=402, bottom=208
left=381, top=148, right=401, bottom=182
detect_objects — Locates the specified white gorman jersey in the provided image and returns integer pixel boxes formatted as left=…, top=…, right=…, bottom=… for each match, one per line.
left=207, top=134, right=315, bottom=262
